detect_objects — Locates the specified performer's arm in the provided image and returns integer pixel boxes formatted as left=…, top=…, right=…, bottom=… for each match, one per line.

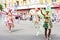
left=41, top=10, right=45, bottom=16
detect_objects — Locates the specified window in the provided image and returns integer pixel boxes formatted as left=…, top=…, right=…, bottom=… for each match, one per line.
left=39, top=0, right=44, bottom=4
left=23, top=0, right=27, bottom=5
left=57, top=0, right=60, bottom=3
left=52, top=0, right=56, bottom=2
left=23, top=0, right=26, bottom=1
left=16, top=1, right=19, bottom=6
left=4, top=3, right=6, bottom=7
left=46, top=0, right=52, bottom=3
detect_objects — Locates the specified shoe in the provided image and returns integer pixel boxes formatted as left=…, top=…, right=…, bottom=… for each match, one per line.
left=9, top=31, right=11, bottom=33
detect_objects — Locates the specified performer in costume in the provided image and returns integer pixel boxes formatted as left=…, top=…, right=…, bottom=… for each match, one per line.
left=41, top=10, right=52, bottom=40
left=6, top=10, right=14, bottom=32
left=33, top=15, right=39, bottom=28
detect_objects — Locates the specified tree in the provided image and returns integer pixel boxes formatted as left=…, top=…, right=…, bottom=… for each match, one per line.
left=0, top=4, right=3, bottom=11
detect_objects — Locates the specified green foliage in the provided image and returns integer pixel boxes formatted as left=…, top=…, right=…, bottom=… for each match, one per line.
left=0, top=4, right=3, bottom=11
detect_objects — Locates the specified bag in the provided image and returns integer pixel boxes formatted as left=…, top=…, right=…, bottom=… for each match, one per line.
left=15, top=16, right=19, bottom=19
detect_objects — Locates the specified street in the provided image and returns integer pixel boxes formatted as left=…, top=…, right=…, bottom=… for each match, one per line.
left=0, top=20, right=60, bottom=40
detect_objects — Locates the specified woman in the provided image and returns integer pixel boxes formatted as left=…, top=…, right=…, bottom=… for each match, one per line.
left=33, top=15, right=39, bottom=28
left=6, top=10, right=14, bottom=32
left=41, top=10, right=52, bottom=40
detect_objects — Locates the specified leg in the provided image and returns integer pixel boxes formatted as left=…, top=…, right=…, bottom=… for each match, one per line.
left=45, top=28, right=47, bottom=38
left=9, top=25, right=11, bottom=31
left=7, top=23, right=11, bottom=32
left=48, top=29, right=51, bottom=40
left=11, top=23, right=14, bottom=30
left=9, top=24, right=11, bottom=32
left=12, top=23, right=14, bottom=28
left=18, top=18, right=20, bottom=23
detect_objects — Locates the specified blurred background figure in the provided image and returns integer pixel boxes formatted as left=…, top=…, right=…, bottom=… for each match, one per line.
left=6, top=10, right=14, bottom=32
left=0, top=10, right=2, bottom=19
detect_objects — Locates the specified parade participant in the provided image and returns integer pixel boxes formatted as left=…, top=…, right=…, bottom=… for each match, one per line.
left=15, top=12, right=20, bottom=23
left=36, top=8, right=44, bottom=36
left=6, top=10, right=14, bottom=32
left=41, top=10, right=52, bottom=40
left=1, top=11, right=6, bottom=24
left=33, top=15, right=39, bottom=28
left=32, top=8, right=42, bottom=36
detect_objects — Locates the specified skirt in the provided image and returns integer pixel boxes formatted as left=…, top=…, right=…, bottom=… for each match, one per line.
left=43, top=22, right=52, bottom=28
left=6, top=19, right=14, bottom=28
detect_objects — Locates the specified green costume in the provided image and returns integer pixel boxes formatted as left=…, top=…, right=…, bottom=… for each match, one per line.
left=43, top=16, right=52, bottom=29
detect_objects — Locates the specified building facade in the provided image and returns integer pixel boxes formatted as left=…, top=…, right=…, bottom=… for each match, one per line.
left=0, top=0, right=60, bottom=8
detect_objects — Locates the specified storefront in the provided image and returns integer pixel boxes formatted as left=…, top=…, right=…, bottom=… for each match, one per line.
left=56, top=7, right=60, bottom=21
left=51, top=3, right=60, bottom=22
